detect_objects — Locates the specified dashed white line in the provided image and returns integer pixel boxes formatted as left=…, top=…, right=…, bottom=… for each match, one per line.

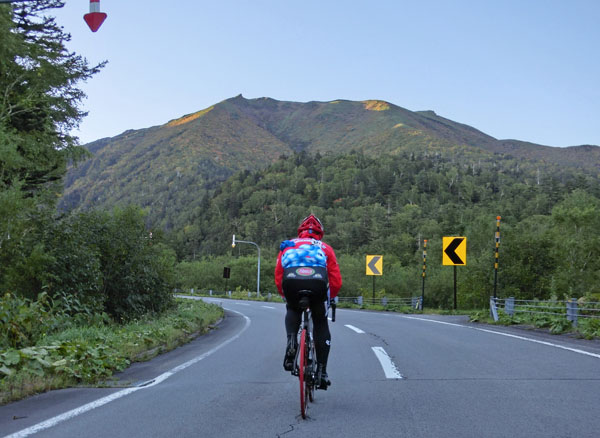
left=234, top=303, right=250, bottom=306
left=345, top=324, right=365, bottom=334
left=261, top=305, right=276, bottom=309
left=372, top=347, right=404, bottom=379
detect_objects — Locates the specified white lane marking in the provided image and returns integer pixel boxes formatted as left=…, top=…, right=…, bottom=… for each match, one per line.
left=372, top=347, right=404, bottom=379
left=234, top=303, right=250, bottom=306
left=261, top=306, right=276, bottom=309
left=5, top=309, right=251, bottom=438
left=398, top=315, right=600, bottom=360
left=344, top=324, right=365, bottom=334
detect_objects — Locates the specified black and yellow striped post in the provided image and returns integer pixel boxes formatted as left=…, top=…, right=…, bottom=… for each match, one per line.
left=493, top=216, right=501, bottom=299
left=421, top=239, right=427, bottom=309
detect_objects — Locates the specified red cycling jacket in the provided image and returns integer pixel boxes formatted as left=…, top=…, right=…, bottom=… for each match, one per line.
left=274, top=232, right=342, bottom=299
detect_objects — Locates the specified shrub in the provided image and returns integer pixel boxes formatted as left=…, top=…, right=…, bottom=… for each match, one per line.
left=0, top=292, right=53, bottom=349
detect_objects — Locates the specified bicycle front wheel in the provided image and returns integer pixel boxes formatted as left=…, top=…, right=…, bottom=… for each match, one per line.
left=299, top=329, right=309, bottom=419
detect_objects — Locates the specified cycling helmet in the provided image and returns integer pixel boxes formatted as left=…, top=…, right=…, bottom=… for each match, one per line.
left=297, top=214, right=324, bottom=239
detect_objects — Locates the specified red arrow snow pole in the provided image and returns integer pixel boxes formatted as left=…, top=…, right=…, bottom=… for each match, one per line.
left=83, top=0, right=107, bottom=32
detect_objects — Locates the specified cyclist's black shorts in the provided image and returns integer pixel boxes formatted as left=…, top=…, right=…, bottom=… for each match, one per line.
left=282, top=266, right=328, bottom=308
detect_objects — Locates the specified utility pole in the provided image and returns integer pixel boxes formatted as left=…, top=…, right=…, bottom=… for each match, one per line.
left=232, top=235, right=261, bottom=296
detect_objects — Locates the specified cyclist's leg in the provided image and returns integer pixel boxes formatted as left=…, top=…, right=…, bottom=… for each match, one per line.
left=311, top=297, right=332, bottom=389
left=311, top=299, right=331, bottom=365
left=283, top=288, right=302, bottom=371
left=285, top=304, right=302, bottom=336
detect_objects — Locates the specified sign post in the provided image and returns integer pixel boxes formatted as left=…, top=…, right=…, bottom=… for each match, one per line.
left=421, top=239, right=427, bottom=310
left=366, top=255, right=383, bottom=304
left=443, top=237, right=467, bottom=310
left=493, top=216, right=501, bottom=299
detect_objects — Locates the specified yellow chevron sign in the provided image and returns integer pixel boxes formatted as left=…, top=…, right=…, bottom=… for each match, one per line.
left=443, top=237, right=467, bottom=266
left=366, top=255, right=383, bottom=275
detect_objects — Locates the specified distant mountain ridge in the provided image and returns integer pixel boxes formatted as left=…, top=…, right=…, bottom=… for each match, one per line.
left=60, top=95, right=600, bottom=228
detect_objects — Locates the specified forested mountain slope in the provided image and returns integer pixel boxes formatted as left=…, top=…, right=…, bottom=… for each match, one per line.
left=174, top=151, right=600, bottom=304
left=60, top=96, right=600, bottom=231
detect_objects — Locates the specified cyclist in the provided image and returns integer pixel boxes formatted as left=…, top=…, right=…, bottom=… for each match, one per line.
left=275, top=214, right=342, bottom=389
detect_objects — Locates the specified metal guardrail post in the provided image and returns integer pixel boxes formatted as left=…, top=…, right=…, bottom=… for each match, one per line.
left=357, top=296, right=363, bottom=306
left=567, top=298, right=578, bottom=326
left=490, top=297, right=499, bottom=321
left=381, top=297, right=388, bottom=306
left=505, top=297, right=515, bottom=316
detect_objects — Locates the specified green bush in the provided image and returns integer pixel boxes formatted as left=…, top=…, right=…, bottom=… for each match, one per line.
left=577, top=318, right=600, bottom=339
left=43, top=215, right=104, bottom=314
left=78, top=207, right=177, bottom=321
left=1, top=299, right=223, bottom=403
left=0, top=292, right=53, bottom=349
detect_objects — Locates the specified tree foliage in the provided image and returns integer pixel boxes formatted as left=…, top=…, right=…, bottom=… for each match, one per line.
left=1, top=0, right=104, bottom=194
left=0, top=1, right=105, bottom=296
left=1, top=3, right=175, bottom=321
left=171, top=151, right=600, bottom=307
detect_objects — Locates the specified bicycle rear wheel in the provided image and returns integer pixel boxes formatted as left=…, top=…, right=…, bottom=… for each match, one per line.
left=299, top=329, right=309, bottom=419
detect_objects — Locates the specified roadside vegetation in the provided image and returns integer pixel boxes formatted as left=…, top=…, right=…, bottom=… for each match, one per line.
left=0, top=2, right=223, bottom=405
left=0, top=296, right=222, bottom=404
left=469, top=308, right=600, bottom=339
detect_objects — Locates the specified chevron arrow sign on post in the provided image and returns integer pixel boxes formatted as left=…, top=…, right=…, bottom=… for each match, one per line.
left=442, top=237, right=467, bottom=266
left=366, top=255, right=383, bottom=275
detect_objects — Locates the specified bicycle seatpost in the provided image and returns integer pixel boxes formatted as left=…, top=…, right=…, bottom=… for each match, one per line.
left=299, top=295, right=310, bottom=310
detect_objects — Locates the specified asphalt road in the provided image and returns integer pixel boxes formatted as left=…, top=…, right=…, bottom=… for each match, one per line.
left=2, top=297, right=599, bottom=437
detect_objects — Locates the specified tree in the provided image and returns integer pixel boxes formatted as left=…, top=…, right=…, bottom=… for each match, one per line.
left=550, top=190, right=600, bottom=297
left=0, top=1, right=104, bottom=295
left=0, top=0, right=104, bottom=197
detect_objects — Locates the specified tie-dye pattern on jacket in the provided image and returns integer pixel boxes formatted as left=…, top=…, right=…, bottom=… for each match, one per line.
left=280, top=239, right=327, bottom=268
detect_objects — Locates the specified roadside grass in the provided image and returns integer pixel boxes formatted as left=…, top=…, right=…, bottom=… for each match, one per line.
left=468, top=309, right=600, bottom=339
left=0, top=299, right=223, bottom=405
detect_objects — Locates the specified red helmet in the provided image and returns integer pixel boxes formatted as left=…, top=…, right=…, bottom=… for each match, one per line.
left=297, top=214, right=324, bottom=239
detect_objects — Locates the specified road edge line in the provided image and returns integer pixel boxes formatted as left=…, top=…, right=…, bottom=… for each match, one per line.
left=4, top=309, right=251, bottom=438
left=398, top=315, right=600, bottom=360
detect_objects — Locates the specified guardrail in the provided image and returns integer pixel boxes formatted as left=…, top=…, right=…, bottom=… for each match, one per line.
left=176, top=289, right=422, bottom=310
left=335, top=296, right=423, bottom=310
left=490, top=297, right=600, bottom=326
left=175, top=288, right=283, bottom=301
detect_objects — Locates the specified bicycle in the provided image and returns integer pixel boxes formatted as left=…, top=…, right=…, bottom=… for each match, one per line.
left=291, top=290, right=336, bottom=419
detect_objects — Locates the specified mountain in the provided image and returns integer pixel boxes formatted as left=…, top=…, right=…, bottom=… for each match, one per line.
left=60, top=95, right=600, bottom=229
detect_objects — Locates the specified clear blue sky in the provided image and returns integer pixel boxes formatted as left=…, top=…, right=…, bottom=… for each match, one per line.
left=52, top=0, right=599, bottom=147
